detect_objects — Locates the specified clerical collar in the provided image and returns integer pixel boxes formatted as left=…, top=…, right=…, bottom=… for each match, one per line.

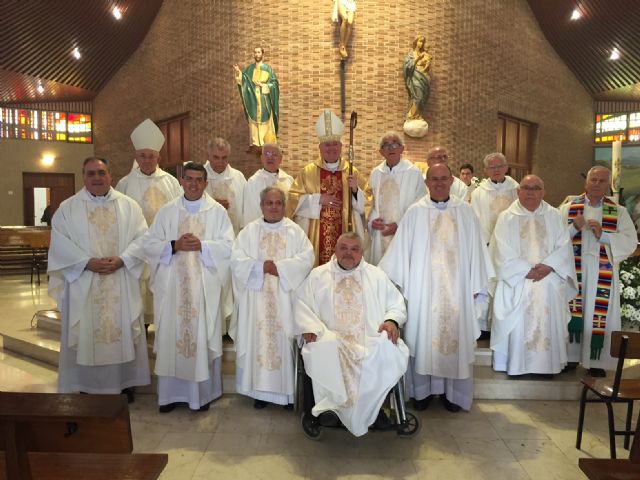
left=88, top=189, right=111, bottom=202
left=324, top=160, right=340, bottom=172
left=262, top=218, right=284, bottom=228
left=262, top=168, right=279, bottom=177
left=431, top=197, right=450, bottom=210
left=182, top=196, right=203, bottom=213
left=491, top=178, right=506, bottom=184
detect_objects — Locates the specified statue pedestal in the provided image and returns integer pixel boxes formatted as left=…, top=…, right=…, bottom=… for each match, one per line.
left=403, top=119, right=429, bottom=138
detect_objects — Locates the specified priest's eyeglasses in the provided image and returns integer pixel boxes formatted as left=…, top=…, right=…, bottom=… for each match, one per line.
left=263, top=151, right=280, bottom=157
left=381, top=142, right=402, bottom=150
left=519, top=185, right=543, bottom=191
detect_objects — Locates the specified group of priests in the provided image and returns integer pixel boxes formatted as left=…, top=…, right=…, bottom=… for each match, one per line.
left=47, top=109, right=637, bottom=437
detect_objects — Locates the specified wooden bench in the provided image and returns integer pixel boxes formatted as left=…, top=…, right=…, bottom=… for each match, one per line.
left=579, top=414, right=640, bottom=479
left=0, top=392, right=144, bottom=479
left=0, top=452, right=168, bottom=480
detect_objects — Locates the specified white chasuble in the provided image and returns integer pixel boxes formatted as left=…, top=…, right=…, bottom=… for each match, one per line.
left=49, top=188, right=149, bottom=393
left=204, top=163, right=246, bottom=234
left=294, top=258, right=409, bottom=436
left=230, top=217, right=315, bottom=404
left=470, top=176, right=519, bottom=244
left=379, top=196, right=494, bottom=382
left=491, top=200, right=578, bottom=375
left=242, top=168, right=294, bottom=227
left=365, top=159, right=426, bottom=265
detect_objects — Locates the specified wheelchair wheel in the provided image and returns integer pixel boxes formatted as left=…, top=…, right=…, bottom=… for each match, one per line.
left=396, top=411, right=420, bottom=437
left=301, top=412, right=323, bottom=440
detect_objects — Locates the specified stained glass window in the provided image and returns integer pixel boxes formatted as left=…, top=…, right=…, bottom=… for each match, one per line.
left=0, top=107, right=89, bottom=143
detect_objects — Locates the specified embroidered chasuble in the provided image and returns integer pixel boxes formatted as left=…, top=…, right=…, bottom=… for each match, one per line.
left=87, top=203, right=129, bottom=365
left=142, top=185, right=169, bottom=225
left=489, top=194, right=514, bottom=236
left=256, top=228, right=287, bottom=375
left=319, top=169, right=344, bottom=265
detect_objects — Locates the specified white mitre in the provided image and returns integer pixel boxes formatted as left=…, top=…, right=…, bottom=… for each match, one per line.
left=315, top=109, right=344, bottom=143
left=130, top=118, right=165, bottom=152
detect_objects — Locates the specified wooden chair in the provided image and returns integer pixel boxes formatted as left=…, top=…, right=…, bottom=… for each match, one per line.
left=576, top=331, right=640, bottom=459
left=579, top=413, right=640, bottom=479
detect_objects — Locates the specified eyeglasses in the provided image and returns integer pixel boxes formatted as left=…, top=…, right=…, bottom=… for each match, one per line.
left=381, top=142, right=402, bottom=150
left=519, top=186, right=543, bottom=191
left=263, top=151, right=280, bottom=157
left=486, top=164, right=507, bottom=170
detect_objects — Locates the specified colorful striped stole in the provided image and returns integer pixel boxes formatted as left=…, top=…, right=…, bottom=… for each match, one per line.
left=567, top=194, right=618, bottom=360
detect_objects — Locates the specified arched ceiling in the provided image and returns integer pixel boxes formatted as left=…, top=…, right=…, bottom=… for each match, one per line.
left=0, top=0, right=163, bottom=104
left=527, top=0, right=640, bottom=101
left=1, top=1, right=639, bottom=104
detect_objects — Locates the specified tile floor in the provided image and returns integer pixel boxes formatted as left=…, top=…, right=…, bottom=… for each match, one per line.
left=0, top=274, right=636, bottom=479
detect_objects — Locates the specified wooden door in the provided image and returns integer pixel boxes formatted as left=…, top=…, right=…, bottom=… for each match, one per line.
left=23, top=173, right=75, bottom=226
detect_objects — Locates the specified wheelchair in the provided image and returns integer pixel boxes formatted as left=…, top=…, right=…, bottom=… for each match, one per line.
left=293, top=339, right=420, bottom=440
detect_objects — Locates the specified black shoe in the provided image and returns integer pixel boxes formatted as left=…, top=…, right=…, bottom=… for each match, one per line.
left=561, top=362, right=578, bottom=373
left=441, top=395, right=461, bottom=413
left=197, top=402, right=210, bottom=412
left=318, top=411, right=341, bottom=427
left=589, top=368, right=606, bottom=378
left=253, top=399, right=269, bottom=409
left=477, top=330, right=491, bottom=341
left=283, top=403, right=294, bottom=411
left=507, top=374, right=529, bottom=380
left=412, top=396, right=433, bottom=411
left=159, top=403, right=177, bottom=413
left=535, top=373, right=554, bottom=380
left=371, top=409, right=394, bottom=430
left=121, top=388, right=135, bottom=404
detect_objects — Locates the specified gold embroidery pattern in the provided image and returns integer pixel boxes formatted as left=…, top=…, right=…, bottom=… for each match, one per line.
left=256, top=228, right=287, bottom=371
left=142, top=184, right=168, bottom=225
left=210, top=180, right=237, bottom=228
left=333, top=272, right=365, bottom=408
left=489, top=194, right=513, bottom=235
left=87, top=204, right=122, bottom=348
left=430, top=211, right=460, bottom=355
left=319, top=172, right=343, bottom=265
left=379, top=174, right=401, bottom=252
left=520, top=217, right=551, bottom=353
left=175, top=214, right=204, bottom=359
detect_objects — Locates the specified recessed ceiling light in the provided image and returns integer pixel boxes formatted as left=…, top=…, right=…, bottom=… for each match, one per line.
left=112, top=6, right=122, bottom=20
left=610, top=47, right=620, bottom=60
left=36, top=82, right=44, bottom=94
left=72, top=47, right=81, bottom=60
left=570, top=8, right=581, bottom=20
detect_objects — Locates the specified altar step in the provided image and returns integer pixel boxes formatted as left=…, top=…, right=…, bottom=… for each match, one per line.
left=4, top=309, right=632, bottom=400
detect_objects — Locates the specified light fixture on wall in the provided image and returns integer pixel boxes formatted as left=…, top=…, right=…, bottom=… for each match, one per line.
left=609, top=47, right=621, bottom=60
left=41, top=153, right=55, bottom=167
left=570, top=8, right=582, bottom=21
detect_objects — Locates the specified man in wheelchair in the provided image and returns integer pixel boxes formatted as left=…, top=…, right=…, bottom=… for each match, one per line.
left=294, top=232, right=409, bottom=436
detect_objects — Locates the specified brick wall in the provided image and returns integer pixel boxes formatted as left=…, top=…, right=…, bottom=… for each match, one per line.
left=94, top=0, right=594, bottom=205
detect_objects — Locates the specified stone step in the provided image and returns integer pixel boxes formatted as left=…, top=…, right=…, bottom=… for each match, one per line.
left=34, top=309, right=61, bottom=334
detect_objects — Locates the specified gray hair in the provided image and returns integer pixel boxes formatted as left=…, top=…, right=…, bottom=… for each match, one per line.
left=336, top=232, right=363, bottom=248
left=259, top=186, right=286, bottom=205
left=378, top=131, right=405, bottom=149
left=207, top=137, right=231, bottom=153
left=482, top=152, right=506, bottom=168
left=586, top=165, right=611, bottom=182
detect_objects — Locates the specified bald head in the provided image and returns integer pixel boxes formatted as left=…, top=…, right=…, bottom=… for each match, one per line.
left=426, top=147, right=449, bottom=167
left=518, top=175, right=545, bottom=212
